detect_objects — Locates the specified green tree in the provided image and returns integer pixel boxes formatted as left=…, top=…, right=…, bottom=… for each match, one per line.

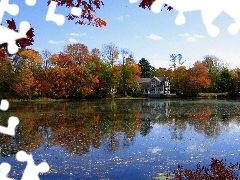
left=138, top=58, right=155, bottom=78
left=218, top=69, right=234, bottom=93
left=202, top=55, right=227, bottom=92
left=119, top=54, right=141, bottom=96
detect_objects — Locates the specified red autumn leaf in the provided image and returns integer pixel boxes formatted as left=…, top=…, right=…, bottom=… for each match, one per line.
left=6, top=18, right=16, bottom=31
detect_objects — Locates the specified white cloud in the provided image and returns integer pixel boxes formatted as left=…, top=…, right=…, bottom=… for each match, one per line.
left=115, top=16, right=124, bottom=21
left=179, top=33, right=204, bottom=42
left=69, top=38, right=78, bottom=43
left=146, top=34, right=162, bottom=41
left=178, top=33, right=190, bottom=37
left=48, top=40, right=64, bottom=44
left=68, top=32, right=86, bottom=36
left=186, top=143, right=207, bottom=153
left=115, top=15, right=130, bottom=21
left=147, top=147, right=163, bottom=154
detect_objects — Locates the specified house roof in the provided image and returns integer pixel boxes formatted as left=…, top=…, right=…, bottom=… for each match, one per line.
left=138, top=77, right=168, bottom=83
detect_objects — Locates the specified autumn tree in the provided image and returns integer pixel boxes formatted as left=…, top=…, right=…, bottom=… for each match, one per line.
left=171, top=66, right=189, bottom=94
left=188, top=61, right=211, bottom=94
left=64, top=43, right=90, bottom=65
left=230, top=68, right=240, bottom=94
left=11, top=49, right=42, bottom=99
left=0, top=57, right=14, bottom=98
left=119, top=53, right=141, bottom=96
left=47, top=66, right=70, bottom=98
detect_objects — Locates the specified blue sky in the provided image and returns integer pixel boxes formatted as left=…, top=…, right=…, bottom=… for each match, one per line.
left=3, top=0, right=240, bottom=69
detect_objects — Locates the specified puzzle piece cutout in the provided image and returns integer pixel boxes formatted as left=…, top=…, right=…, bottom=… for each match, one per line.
left=16, top=151, right=50, bottom=180
left=25, top=0, right=37, bottom=6
left=0, top=100, right=19, bottom=136
left=0, top=0, right=35, bottom=54
left=0, top=163, right=12, bottom=180
left=130, top=0, right=240, bottom=37
left=46, top=0, right=82, bottom=26
left=0, top=116, right=19, bottom=136
left=0, top=21, right=31, bottom=54
left=0, top=0, right=19, bottom=23
left=0, top=99, right=9, bottom=111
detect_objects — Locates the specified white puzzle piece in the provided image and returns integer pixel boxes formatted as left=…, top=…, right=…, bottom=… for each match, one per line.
left=130, top=0, right=240, bottom=37
left=16, top=151, right=50, bottom=180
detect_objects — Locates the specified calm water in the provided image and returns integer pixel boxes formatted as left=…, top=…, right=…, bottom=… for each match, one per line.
left=0, top=99, right=240, bottom=179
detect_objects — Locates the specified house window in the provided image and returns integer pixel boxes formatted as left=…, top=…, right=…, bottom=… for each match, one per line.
left=151, top=80, right=156, bottom=87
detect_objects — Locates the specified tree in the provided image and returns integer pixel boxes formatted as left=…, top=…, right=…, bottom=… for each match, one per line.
left=11, top=49, right=42, bottom=99
left=171, top=66, right=189, bottom=94
left=12, top=64, right=37, bottom=99
left=119, top=54, right=141, bottom=96
left=218, top=68, right=234, bottom=93
left=47, top=66, right=70, bottom=98
left=101, top=43, right=119, bottom=67
left=202, top=55, right=227, bottom=92
left=0, top=57, right=14, bottom=98
left=188, top=61, right=211, bottom=93
left=169, top=54, right=186, bottom=70
left=41, top=50, right=52, bottom=69
left=64, top=43, right=90, bottom=65
left=119, top=49, right=133, bottom=96
left=49, top=52, right=74, bottom=68
left=138, top=58, right=155, bottom=78
left=231, top=68, right=240, bottom=93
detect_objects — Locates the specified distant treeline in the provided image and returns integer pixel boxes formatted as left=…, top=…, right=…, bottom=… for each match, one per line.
left=0, top=43, right=240, bottom=99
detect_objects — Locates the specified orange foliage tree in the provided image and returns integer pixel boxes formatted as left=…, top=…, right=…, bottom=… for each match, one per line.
left=11, top=49, right=42, bottom=98
left=0, top=57, right=14, bottom=98
left=188, top=61, right=211, bottom=93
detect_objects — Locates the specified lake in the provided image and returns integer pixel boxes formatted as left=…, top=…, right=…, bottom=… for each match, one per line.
left=0, top=99, right=240, bottom=179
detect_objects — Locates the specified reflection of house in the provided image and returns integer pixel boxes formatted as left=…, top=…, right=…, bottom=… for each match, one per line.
left=140, top=101, right=170, bottom=120
left=138, top=77, right=170, bottom=98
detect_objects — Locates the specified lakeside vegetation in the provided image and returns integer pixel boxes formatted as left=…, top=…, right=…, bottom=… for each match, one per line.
left=1, top=43, right=240, bottom=100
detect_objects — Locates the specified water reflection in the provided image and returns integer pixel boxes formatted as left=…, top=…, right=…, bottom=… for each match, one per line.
left=0, top=100, right=240, bottom=179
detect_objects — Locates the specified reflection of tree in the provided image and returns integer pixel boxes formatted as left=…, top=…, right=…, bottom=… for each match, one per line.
left=1, top=100, right=240, bottom=157
left=103, top=134, right=120, bottom=153
left=140, top=118, right=153, bottom=136
left=0, top=100, right=142, bottom=156
left=168, top=119, right=186, bottom=140
left=123, top=134, right=134, bottom=147
left=150, top=101, right=240, bottom=139
left=188, top=107, right=212, bottom=132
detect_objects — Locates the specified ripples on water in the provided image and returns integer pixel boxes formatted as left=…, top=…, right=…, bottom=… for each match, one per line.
left=0, top=99, right=240, bottom=179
